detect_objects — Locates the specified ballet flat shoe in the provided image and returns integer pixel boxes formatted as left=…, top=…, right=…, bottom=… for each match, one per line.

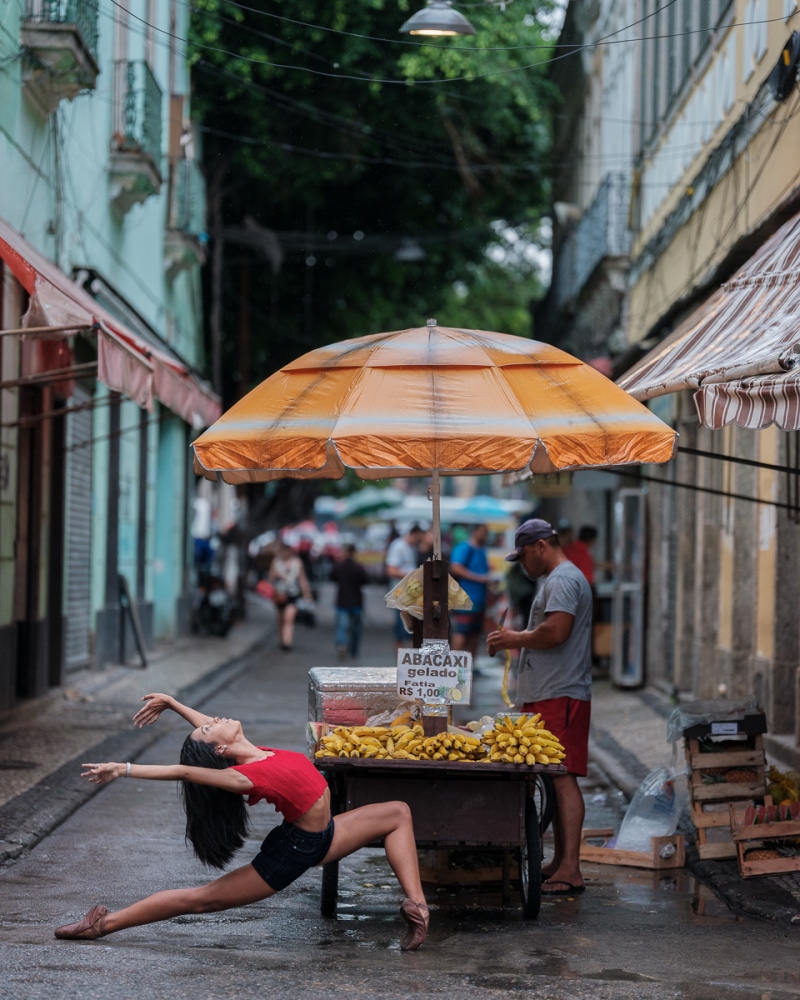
left=54, top=904, right=108, bottom=940
left=399, top=898, right=429, bottom=951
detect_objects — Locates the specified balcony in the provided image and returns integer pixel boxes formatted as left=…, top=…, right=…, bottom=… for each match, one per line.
left=551, top=172, right=632, bottom=314
left=21, top=0, right=100, bottom=115
left=165, top=157, right=208, bottom=278
left=109, top=60, right=163, bottom=214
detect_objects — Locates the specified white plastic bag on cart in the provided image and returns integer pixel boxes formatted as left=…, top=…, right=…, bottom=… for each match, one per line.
left=384, top=566, right=472, bottom=620
left=614, top=766, right=689, bottom=853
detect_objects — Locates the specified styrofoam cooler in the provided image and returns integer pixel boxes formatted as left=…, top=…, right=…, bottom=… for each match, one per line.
left=308, top=667, right=400, bottom=727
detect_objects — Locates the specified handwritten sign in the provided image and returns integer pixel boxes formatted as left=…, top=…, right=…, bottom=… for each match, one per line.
left=396, top=643, right=472, bottom=705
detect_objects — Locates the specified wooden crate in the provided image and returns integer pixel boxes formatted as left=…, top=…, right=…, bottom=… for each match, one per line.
left=729, top=799, right=800, bottom=878
left=685, top=732, right=766, bottom=860
left=579, top=828, right=685, bottom=870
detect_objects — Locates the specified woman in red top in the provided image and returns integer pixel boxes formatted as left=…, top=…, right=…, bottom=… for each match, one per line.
left=53, top=693, right=429, bottom=950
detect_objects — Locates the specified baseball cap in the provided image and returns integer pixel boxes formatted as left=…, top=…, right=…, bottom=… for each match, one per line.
left=505, top=518, right=557, bottom=561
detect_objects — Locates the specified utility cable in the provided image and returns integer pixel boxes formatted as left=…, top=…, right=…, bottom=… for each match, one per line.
left=604, top=465, right=799, bottom=512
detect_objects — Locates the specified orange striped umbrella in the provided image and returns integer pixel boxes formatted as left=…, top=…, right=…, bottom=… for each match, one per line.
left=193, top=324, right=676, bottom=489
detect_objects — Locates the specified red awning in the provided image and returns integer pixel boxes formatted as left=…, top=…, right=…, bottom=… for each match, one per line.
left=0, top=216, right=220, bottom=427
left=618, top=209, right=800, bottom=429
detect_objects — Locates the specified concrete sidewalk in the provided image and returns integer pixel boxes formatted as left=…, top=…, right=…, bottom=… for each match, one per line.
left=1, top=582, right=799, bottom=924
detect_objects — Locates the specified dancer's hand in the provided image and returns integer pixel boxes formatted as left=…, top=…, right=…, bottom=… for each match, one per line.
left=133, top=693, right=173, bottom=727
left=82, top=762, right=124, bottom=784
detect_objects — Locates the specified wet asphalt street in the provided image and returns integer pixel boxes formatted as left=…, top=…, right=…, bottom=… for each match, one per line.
left=2, top=589, right=800, bottom=999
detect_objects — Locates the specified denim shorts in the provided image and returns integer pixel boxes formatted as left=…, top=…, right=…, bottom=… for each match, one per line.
left=251, top=818, right=335, bottom=891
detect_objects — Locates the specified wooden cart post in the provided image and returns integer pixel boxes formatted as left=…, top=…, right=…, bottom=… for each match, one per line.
left=420, top=558, right=451, bottom=737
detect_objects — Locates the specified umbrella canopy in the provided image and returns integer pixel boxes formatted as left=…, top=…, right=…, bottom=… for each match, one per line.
left=453, top=494, right=529, bottom=525
left=193, top=324, right=676, bottom=486
left=340, top=485, right=406, bottom=520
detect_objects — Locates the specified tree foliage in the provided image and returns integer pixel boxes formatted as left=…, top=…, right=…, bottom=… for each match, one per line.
left=188, top=1, right=558, bottom=522
left=190, top=1, right=558, bottom=385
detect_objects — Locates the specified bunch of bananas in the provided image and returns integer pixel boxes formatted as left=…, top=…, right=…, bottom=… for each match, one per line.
left=315, top=715, right=566, bottom=766
left=483, top=714, right=565, bottom=765
left=408, top=730, right=485, bottom=761
left=315, top=723, right=487, bottom=761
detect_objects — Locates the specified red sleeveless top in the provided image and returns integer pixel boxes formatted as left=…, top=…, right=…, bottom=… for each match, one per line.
left=230, top=748, right=327, bottom=823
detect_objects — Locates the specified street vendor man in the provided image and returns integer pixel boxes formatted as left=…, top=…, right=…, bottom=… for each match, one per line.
left=486, top=518, right=593, bottom=895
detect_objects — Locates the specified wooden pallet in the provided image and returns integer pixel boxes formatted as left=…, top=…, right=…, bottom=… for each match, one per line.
left=685, top=733, right=766, bottom=860
left=579, top=828, right=685, bottom=870
left=729, top=799, right=800, bottom=878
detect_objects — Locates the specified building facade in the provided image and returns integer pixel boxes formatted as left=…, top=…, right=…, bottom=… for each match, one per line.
left=541, top=0, right=800, bottom=764
left=0, top=1, right=219, bottom=713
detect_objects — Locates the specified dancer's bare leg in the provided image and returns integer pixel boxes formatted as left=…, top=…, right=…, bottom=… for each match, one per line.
left=101, top=864, right=274, bottom=934
left=325, top=801, right=426, bottom=904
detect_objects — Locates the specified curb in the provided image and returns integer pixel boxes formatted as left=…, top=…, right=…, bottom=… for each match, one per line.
left=686, top=846, right=800, bottom=925
left=0, top=636, right=267, bottom=868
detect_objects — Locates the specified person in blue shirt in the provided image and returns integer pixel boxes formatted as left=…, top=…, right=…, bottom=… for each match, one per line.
left=449, top=523, right=493, bottom=659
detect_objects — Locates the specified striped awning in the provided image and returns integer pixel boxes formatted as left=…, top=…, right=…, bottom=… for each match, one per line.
left=0, top=216, right=221, bottom=428
left=618, top=209, right=800, bottom=429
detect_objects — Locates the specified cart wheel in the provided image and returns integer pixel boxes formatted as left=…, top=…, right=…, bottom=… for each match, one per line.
left=533, top=773, right=556, bottom=839
left=320, top=860, right=339, bottom=918
left=519, top=794, right=542, bottom=919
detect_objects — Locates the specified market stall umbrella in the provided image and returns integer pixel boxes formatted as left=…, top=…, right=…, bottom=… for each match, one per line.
left=193, top=323, right=676, bottom=643
left=340, top=485, right=406, bottom=520
left=453, top=494, right=529, bottom=525
left=192, top=322, right=677, bottom=556
left=193, top=323, right=677, bottom=476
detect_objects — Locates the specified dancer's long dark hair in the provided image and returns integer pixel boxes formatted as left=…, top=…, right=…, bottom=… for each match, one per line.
left=179, top=736, right=251, bottom=869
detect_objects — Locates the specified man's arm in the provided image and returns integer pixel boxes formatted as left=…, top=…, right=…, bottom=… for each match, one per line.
left=486, top=611, right=574, bottom=656
left=450, top=559, right=491, bottom=585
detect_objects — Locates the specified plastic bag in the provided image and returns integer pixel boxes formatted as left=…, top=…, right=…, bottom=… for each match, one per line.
left=365, top=701, right=422, bottom=727
left=384, top=567, right=472, bottom=620
left=296, top=597, right=316, bottom=627
left=614, top=766, right=689, bottom=853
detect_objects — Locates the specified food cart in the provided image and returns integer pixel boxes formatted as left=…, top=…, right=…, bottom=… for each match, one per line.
left=309, top=666, right=565, bottom=919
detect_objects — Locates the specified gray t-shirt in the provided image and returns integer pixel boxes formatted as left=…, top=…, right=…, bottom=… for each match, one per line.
left=516, top=560, right=593, bottom=704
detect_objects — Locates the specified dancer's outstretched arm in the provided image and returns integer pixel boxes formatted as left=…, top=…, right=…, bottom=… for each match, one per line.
left=132, top=692, right=214, bottom=730
left=81, top=760, right=252, bottom=793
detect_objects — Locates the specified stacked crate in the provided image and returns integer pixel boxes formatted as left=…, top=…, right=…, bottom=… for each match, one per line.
left=729, top=798, right=800, bottom=877
left=683, top=711, right=767, bottom=860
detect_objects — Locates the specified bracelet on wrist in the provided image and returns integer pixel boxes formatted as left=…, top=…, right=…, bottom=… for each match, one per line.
left=125, top=761, right=131, bottom=778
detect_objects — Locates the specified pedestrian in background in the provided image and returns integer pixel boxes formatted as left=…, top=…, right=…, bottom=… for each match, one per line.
left=330, top=543, right=368, bottom=660
left=449, top=523, right=493, bottom=660
left=487, top=518, right=593, bottom=896
left=385, top=524, right=423, bottom=651
left=563, top=525, right=599, bottom=587
left=268, top=541, right=313, bottom=652
left=416, top=528, right=435, bottom=565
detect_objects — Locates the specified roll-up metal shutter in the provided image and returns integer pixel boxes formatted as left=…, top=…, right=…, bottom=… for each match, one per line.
left=63, top=385, right=93, bottom=670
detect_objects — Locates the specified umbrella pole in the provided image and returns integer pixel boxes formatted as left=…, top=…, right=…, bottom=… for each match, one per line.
left=422, top=471, right=450, bottom=736
left=429, top=471, right=442, bottom=559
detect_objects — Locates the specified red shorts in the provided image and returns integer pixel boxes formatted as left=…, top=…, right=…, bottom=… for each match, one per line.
left=520, top=697, right=591, bottom=777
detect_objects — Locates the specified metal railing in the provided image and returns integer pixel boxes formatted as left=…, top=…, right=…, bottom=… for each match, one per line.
left=24, top=0, right=99, bottom=57
left=112, top=59, right=163, bottom=166
left=551, top=172, right=632, bottom=312
left=171, top=157, right=207, bottom=236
